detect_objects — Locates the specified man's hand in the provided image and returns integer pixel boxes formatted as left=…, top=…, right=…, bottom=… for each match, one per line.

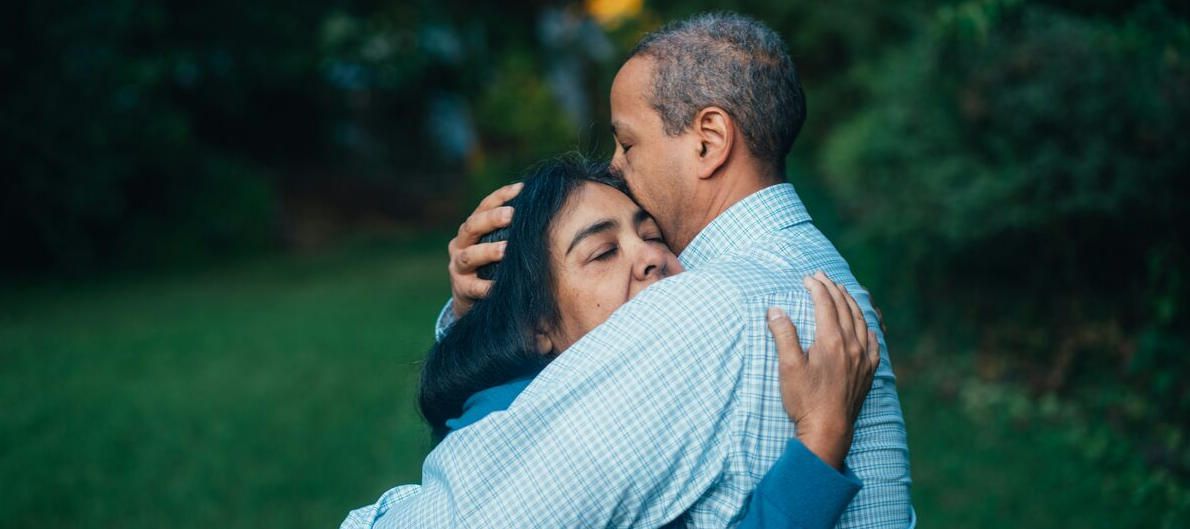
left=447, top=182, right=523, bottom=318
left=766, top=272, right=880, bottom=470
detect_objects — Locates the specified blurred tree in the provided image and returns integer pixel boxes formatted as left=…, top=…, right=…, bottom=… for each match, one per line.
left=1, top=0, right=327, bottom=272
left=0, top=1, right=609, bottom=273
left=821, top=1, right=1189, bottom=515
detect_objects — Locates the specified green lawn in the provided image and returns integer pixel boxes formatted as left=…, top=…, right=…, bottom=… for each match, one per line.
left=0, top=240, right=1173, bottom=528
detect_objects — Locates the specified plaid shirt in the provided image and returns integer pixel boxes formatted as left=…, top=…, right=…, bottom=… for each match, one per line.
left=343, top=183, right=913, bottom=528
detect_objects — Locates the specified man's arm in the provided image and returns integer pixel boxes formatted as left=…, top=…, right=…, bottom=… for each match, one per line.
left=380, top=272, right=750, bottom=528
left=341, top=486, right=421, bottom=529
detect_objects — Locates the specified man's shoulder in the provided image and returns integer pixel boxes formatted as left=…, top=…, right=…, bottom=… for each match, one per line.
left=696, top=224, right=838, bottom=301
left=615, top=268, right=747, bottom=322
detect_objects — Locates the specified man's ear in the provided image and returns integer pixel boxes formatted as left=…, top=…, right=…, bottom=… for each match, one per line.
left=692, top=106, right=733, bottom=180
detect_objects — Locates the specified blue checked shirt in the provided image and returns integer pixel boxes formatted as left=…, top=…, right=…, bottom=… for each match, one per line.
left=344, top=183, right=914, bottom=528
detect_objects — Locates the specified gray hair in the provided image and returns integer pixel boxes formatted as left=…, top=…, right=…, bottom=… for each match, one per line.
left=628, top=12, right=805, bottom=171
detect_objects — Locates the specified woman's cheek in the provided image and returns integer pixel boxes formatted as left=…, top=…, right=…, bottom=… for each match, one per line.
left=590, top=284, right=620, bottom=321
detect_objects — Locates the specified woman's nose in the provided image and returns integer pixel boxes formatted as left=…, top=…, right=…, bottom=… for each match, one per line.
left=632, top=242, right=667, bottom=281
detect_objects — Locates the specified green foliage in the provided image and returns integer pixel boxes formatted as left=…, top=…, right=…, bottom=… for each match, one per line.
left=0, top=1, right=324, bottom=272
left=820, top=0, right=1190, bottom=513
left=467, top=51, right=582, bottom=202
left=826, top=1, right=1188, bottom=246
left=1, top=1, right=601, bottom=272
left=903, top=364, right=1190, bottom=528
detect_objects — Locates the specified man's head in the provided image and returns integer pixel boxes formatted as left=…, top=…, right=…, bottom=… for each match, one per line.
left=610, top=12, right=805, bottom=253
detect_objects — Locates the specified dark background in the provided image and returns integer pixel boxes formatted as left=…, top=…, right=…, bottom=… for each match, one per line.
left=2, top=0, right=1187, bottom=527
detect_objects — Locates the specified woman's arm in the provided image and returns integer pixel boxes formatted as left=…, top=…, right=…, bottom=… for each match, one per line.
left=735, top=274, right=878, bottom=529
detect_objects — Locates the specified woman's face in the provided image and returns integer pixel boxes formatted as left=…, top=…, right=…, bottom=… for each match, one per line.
left=542, top=182, right=683, bottom=354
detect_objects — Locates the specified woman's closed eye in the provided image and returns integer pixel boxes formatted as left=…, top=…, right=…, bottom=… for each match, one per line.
left=592, top=244, right=619, bottom=262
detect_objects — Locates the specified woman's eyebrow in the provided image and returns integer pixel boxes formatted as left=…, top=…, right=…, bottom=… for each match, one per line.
left=566, top=219, right=618, bottom=256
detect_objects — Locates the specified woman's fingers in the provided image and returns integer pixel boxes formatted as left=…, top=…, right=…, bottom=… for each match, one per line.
left=867, top=329, right=881, bottom=371
left=768, top=307, right=805, bottom=370
left=841, top=287, right=868, bottom=353
left=804, top=275, right=841, bottom=355
left=815, top=272, right=857, bottom=351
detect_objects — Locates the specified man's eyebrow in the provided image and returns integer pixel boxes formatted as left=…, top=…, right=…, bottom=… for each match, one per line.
left=566, top=219, right=618, bottom=256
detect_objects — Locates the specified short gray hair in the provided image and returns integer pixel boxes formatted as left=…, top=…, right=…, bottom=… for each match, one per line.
left=628, top=12, right=805, bottom=171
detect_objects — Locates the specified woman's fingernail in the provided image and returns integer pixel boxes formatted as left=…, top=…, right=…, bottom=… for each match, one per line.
left=767, top=307, right=786, bottom=321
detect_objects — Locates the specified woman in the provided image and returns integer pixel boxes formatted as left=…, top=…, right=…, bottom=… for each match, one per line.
left=344, top=156, right=879, bottom=529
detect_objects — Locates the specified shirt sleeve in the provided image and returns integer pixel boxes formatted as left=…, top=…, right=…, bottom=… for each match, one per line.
left=375, top=272, right=748, bottom=528
left=836, top=285, right=915, bottom=529
left=340, top=485, right=422, bottom=529
left=740, top=439, right=862, bottom=529
left=433, top=299, right=455, bottom=342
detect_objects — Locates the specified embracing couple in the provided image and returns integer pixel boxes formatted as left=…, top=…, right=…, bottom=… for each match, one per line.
left=344, top=12, right=913, bottom=529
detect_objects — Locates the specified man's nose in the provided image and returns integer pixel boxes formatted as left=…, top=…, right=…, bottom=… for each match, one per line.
left=610, top=151, right=625, bottom=174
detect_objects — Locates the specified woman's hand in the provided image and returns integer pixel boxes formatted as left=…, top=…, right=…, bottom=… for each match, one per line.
left=766, top=272, right=880, bottom=470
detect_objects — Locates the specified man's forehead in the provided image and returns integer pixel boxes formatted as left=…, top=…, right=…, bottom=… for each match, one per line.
left=617, top=55, right=654, bottom=81
left=611, top=57, right=653, bottom=103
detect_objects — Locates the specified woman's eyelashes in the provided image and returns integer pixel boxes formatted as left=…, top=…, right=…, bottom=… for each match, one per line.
left=592, top=245, right=618, bottom=262
left=641, top=228, right=665, bottom=244
left=585, top=227, right=662, bottom=264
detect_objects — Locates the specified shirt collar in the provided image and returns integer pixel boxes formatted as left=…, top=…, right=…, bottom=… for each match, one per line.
left=678, top=183, right=812, bottom=270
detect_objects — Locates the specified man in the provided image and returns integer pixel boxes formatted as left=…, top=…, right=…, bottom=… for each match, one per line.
left=351, top=12, right=913, bottom=528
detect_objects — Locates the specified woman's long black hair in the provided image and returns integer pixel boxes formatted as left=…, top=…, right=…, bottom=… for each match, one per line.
left=418, top=154, right=627, bottom=441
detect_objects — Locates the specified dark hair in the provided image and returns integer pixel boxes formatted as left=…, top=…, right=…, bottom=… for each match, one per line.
left=628, top=12, right=805, bottom=172
left=418, top=155, right=627, bottom=440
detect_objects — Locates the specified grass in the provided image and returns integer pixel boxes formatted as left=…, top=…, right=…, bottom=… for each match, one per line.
left=0, top=238, right=1177, bottom=528
left=1, top=241, right=443, bottom=528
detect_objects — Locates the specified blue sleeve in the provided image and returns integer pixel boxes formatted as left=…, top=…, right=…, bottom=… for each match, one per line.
left=739, top=439, right=862, bottom=529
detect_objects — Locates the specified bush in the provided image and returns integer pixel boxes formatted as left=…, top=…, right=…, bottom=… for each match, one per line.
left=821, top=0, right=1190, bottom=508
